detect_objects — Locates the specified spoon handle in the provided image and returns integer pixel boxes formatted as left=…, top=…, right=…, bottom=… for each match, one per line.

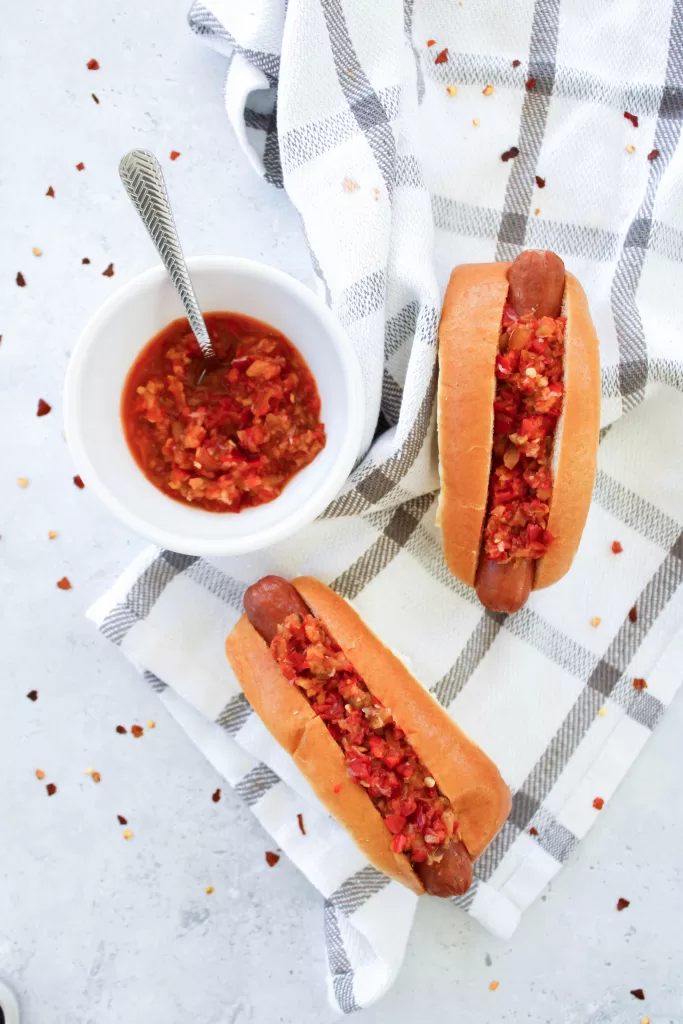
left=118, top=149, right=214, bottom=358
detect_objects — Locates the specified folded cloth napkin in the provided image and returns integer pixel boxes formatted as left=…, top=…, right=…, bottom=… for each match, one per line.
left=91, top=0, right=683, bottom=1011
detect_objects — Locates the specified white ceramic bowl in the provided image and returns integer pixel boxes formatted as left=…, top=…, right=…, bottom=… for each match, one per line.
left=64, top=256, right=363, bottom=555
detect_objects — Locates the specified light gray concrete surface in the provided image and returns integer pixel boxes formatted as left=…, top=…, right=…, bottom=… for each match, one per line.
left=0, top=3, right=681, bottom=1022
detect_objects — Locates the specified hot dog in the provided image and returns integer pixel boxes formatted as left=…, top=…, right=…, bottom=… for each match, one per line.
left=437, top=250, right=600, bottom=613
left=226, top=575, right=511, bottom=897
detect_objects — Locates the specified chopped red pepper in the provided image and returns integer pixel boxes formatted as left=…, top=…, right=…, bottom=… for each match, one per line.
left=525, top=77, right=536, bottom=90
left=333, top=782, right=343, bottom=793
left=102, top=262, right=114, bottom=277
left=117, top=814, right=128, bottom=825
left=297, top=812, right=306, bottom=835
left=633, top=677, right=648, bottom=690
left=131, top=724, right=144, bottom=738
left=426, top=39, right=436, bottom=47
left=501, top=147, right=520, bottom=162
left=212, top=788, right=221, bottom=802
left=37, top=399, right=52, bottom=417
left=624, top=111, right=639, bottom=128
left=647, top=148, right=660, bottom=161
left=435, top=48, right=449, bottom=64
left=92, top=93, right=100, bottom=104
left=611, top=540, right=623, bottom=554
left=46, top=783, right=57, bottom=796
left=170, top=150, right=181, bottom=161
left=528, top=826, right=539, bottom=836
left=265, top=851, right=280, bottom=867
left=616, top=897, right=630, bottom=911
left=87, top=58, right=100, bottom=70
left=73, top=474, right=85, bottom=488
left=512, top=59, right=521, bottom=68
left=630, top=989, right=645, bottom=1001
left=82, top=258, right=90, bottom=265
left=628, top=605, right=638, bottom=622
left=46, top=186, right=55, bottom=197
left=115, top=725, right=127, bottom=734
left=76, top=162, right=85, bottom=171
left=535, top=175, right=546, bottom=188
left=26, top=690, right=38, bottom=701
left=16, top=272, right=26, bottom=287
left=269, top=613, right=461, bottom=873
left=592, top=797, right=604, bottom=810
left=56, top=576, right=72, bottom=590
left=122, top=312, right=325, bottom=513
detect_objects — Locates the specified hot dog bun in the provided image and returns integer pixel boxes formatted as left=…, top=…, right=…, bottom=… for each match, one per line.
left=437, top=261, right=600, bottom=594
left=225, top=577, right=511, bottom=894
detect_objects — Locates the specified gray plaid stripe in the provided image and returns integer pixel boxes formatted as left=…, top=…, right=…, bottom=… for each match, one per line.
left=184, top=560, right=247, bottom=609
left=244, top=108, right=271, bottom=132
left=476, top=819, right=519, bottom=879
left=187, top=1, right=281, bottom=85
left=324, top=901, right=359, bottom=1014
left=395, top=153, right=426, bottom=190
left=505, top=608, right=597, bottom=680
left=321, top=0, right=397, bottom=200
left=280, top=87, right=401, bottom=174
left=529, top=806, right=579, bottom=863
left=602, top=359, right=683, bottom=398
left=431, top=612, right=505, bottom=707
left=262, top=103, right=283, bottom=189
left=612, top=0, right=683, bottom=412
left=328, top=864, right=390, bottom=916
left=234, top=763, right=280, bottom=806
left=127, top=552, right=197, bottom=619
left=385, top=300, right=419, bottom=359
left=382, top=368, right=404, bottom=425
left=610, top=676, right=665, bottom=729
left=426, top=50, right=664, bottom=118
left=320, top=484, right=373, bottom=519
left=335, top=269, right=386, bottom=327
left=593, top=470, right=681, bottom=551
left=100, top=604, right=140, bottom=646
left=216, top=692, right=253, bottom=735
left=524, top=218, right=620, bottom=262
left=403, top=0, right=425, bottom=104
left=450, top=878, right=479, bottom=912
left=495, top=0, right=561, bottom=261
left=650, top=218, right=683, bottom=264
left=143, top=669, right=167, bottom=693
left=432, top=196, right=501, bottom=239
left=331, top=493, right=436, bottom=600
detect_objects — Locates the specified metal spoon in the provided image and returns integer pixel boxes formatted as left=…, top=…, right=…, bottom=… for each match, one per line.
left=118, top=149, right=217, bottom=368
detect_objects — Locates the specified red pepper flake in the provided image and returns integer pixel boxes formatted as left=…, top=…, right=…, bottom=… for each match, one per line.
left=297, top=812, right=306, bottom=835
left=647, top=149, right=660, bottom=161
left=76, top=162, right=85, bottom=171
left=102, top=262, right=114, bottom=277
left=35, top=769, right=45, bottom=780
left=56, top=576, right=72, bottom=591
left=265, top=851, right=280, bottom=867
left=16, top=272, right=26, bottom=287
left=82, top=258, right=90, bottom=265
left=528, top=826, right=539, bottom=836
left=46, top=185, right=55, bottom=197
left=87, top=58, right=100, bottom=70
left=616, top=897, right=630, bottom=911
left=115, top=725, right=127, bottom=734
left=535, top=175, right=546, bottom=188
left=633, top=677, right=648, bottom=690
left=169, top=150, right=181, bottom=161
left=46, top=783, right=57, bottom=796
left=592, top=797, right=604, bottom=810
left=501, top=146, right=520, bottom=162
left=624, top=111, right=639, bottom=128
left=526, top=77, right=536, bottom=91
left=211, top=788, right=221, bottom=803
left=27, top=690, right=38, bottom=701
left=628, top=605, right=638, bottom=622
left=73, top=474, right=85, bottom=488
left=131, top=724, right=144, bottom=738
left=333, top=782, right=343, bottom=793
left=611, top=540, right=623, bottom=554
left=92, top=93, right=100, bottom=104
left=117, top=814, right=128, bottom=825
left=512, top=59, right=521, bottom=68
left=92, top=771, right=101, bottom=784
left=630, top=989, right=645, bottom=1001
left=426, top=39, right=436, bottom=47
left=37, top=398, right=52, bottom=417
left=435, top=48, right=449, bottom=64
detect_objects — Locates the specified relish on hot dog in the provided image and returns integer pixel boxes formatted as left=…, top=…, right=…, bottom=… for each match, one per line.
left=225, top=576, right=511, bottom=897
left=437, top=250, right=600, bottom=613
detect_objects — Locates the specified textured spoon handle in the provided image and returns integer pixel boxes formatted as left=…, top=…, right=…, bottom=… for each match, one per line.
left=118, top=149, right=213, bottom=358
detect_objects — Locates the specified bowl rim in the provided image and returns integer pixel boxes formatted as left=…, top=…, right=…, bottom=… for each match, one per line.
left=63, top=255, right=364, bottom=555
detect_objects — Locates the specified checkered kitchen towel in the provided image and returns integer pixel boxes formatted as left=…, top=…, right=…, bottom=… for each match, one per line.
left=90, top=0, right=683, bottom=1012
